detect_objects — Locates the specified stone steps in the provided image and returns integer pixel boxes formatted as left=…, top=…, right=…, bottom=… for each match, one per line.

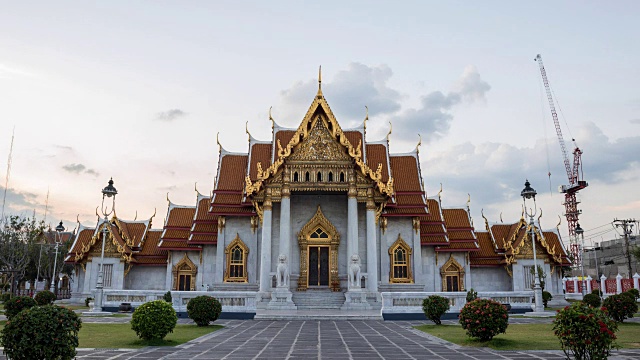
left=292, top=290, right=345, bottom=310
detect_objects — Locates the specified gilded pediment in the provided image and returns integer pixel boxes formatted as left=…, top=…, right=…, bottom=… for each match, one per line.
left=288, top=116, right=352, bottom=162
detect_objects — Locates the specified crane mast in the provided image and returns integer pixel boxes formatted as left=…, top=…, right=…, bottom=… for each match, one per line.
left=535, top=54, right=588, bottom=268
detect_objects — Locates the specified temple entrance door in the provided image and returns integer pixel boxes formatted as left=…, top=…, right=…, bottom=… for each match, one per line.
left=308, top=246, right=330, bottom=287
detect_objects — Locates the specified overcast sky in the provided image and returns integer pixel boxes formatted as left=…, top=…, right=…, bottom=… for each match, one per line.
left=1, top=1, right=639, bottom=248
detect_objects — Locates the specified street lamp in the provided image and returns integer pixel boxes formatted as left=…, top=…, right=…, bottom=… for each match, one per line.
left=92, top=178, right=117, bottom=313
left=575, top=223, right=586, bottom=296
left=50, top=221, right=65, bottom=292
left=521, top=179, right=544, bottom=313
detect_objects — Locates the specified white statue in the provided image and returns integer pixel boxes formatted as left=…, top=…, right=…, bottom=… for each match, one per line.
left=276, top=254, right=289, bottom=288
left=348, top=254, right=361, bottom=290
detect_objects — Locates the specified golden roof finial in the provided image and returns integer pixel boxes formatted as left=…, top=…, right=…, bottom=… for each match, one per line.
left=416, top=134, right=422, bottom=152
left=500, top=211, right=503, bottom=223
left=467, top=193, right=471, bottom=208
left=437, top=183, right=443, bottom=200
left=195, top=182, right=200, bottom=194
left=317, top=65, right=323, bottom=97
left=95, top=206, right=100, bottom=221
left=537, top=207, right=543, bottom=225
left=386, top=121, right=392, bottom=141
left=150, top=207, right=156, bottom=221
left=166, top=192, right=171, bottom=204
left=245, top=121, right=251, bottom=143
left=268, top=106, right=275, bottom=130
left=76, top=214, right=80, bottom=224
left=216, top=132, right=221, bottom=154
left=556, top=215, right=562, bottom=230
left=134, top=210, right=137, bottom=221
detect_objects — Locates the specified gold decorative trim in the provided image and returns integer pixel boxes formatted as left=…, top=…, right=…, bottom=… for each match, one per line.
left=412, top=217, right=420, bottom=234
left=224, top=234, right=249, bottom=283
left=244, top=101, right=394, bottom=197
left=388, top=234, right=413, bottom=283
left=297, top=206, right=340, bottom=291
left=250, top=216, right=259, bottom=233
left=504, top=218, right=563, bottom=265
left=440, top=254, right=465, bottom=291
left=380, top=217, right=388, bottom=234
left=218, top=216, right=226, bottom=231
left=172, top=253, right=197, bottom=291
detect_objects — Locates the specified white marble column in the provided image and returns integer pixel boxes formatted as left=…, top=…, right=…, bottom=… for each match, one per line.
left=347, top=185, right=358, bottom=261
left=366, top=197, right=378, bottom=293
left=259, top=196, right=273, bottom=293
left=412, top=217, right=424, bottom=288
left=279, top=187, right=291, bottom=278
left=214, top=217, right=225, bottom=284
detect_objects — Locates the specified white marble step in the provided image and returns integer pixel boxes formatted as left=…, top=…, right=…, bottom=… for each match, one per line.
left=254, top=308, right=383, bottom=320
left=292, top=290, right=346, bottom=309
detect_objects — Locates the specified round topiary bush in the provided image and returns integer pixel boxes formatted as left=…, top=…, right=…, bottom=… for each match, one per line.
left=458, top=299, right=509, bottom=341
left=34, top=290, right=57, bottom=305
left=422, top=295, right=450, bottom=325
left=465, top=288, right=478, bottom=303
left=603, top=293, right=638, bottom=323
left=0, top=305, right=82, bottom=360
left=542, top=291, right=553, bottom=307
left=131, top=300, right=177, bottom=340
left=583, top=293, right=601, bottom=308
left=625, top=288, right=639, bottom=301
left=187, top=295, right=222, bottom=326
left=553, top=302, right=618, bottom=360
left=4, top=295, right=37, bottom=320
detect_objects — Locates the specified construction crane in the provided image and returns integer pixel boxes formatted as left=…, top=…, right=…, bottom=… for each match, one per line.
left=535, top=54, right=588, bottom=268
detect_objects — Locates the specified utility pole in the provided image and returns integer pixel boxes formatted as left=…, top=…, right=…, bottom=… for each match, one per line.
left=614, top=218, right=637, bottom=277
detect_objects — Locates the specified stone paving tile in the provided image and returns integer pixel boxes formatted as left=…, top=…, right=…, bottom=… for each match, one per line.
left=2, top=319, right=640, bottom=359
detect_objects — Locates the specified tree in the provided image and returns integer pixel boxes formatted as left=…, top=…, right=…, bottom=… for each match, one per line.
left=0, top=216, right=46, bottom=294
left=529, top=264, right=547, bottom=291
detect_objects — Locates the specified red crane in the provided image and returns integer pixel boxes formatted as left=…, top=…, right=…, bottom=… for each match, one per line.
left=535, top=54, right=588, bottom=267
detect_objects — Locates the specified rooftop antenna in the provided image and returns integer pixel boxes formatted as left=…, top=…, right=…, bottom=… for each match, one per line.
left=1, top=127, right=15, bottom=219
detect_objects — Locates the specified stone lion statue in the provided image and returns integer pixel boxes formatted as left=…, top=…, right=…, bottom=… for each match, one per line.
left=276, top=254, right=289, bottom=288
left=348, top=254, right=361, bottom=290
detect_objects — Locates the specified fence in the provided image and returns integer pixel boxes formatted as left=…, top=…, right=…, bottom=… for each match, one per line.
left=563, top=273, right=640, bottom=299
left=381, top=291, right=534, bottom=314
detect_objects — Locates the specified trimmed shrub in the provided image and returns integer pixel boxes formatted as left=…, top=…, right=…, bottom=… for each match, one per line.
left=583, top=293, right=601, bottom=308
left=592, top=288, right=603, bottom=297
left=542, top=291, right=553, bottom=307
left=3, top=296, right=37, bottom=320
left=1, top=305, right=82, bottom=360
left=603, top=294, right=638, bottom=323
left=458, top=299, right=508, bottom=341
left=85, top=297, right=93, bottom=307
left=187, top=295, right=222, bottom=326
left=34, top=290, right=57, bottom=305
left=0, top=293, right=11, bottom=303
left=466, top=288, right=478, bottom=303
left=131, top=300, right=177, bottom=340
left=163, top=291, right=172, bottom=303
left=553, top=302, right=618, bottom=360
left=422, top=295, right=450, bottom=325
left=626, top=288, right=639, bottom=301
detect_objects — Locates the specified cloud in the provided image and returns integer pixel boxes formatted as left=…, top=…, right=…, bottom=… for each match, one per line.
left=62, top=163, right=99, bottom=177
left=630, top=119, right=640, bottom=124
left=424, top=122, right=640, bottom=208
left=0, top=186, right=42, bottom=214
left=62, top=163, right=86, bottom=174
left=278, top=63, right=402, bottom=125
left=393, top=66, right=490, bottom=142
left=156, top=109, right=187, bottom=122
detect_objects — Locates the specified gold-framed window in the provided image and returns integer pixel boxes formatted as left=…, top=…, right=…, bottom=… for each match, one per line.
left=172, top=253, right=197, bottom=291
left=440, top=255, right=465, bottom=292
left=388, top=234, right=413, bottom=283
left=224, top=233, right=249, bottom=282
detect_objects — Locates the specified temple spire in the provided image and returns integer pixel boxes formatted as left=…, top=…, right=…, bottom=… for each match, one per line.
left=317, top=65, right=323, bottom=97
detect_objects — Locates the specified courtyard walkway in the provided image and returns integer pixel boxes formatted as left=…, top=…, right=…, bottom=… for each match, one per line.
left=9, top=318, right=638, bottom=360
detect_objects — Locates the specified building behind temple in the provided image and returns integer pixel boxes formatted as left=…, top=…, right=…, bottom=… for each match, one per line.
left=65, top=77, right=572, bottom=311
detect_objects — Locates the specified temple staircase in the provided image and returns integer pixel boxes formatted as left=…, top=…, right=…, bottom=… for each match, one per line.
left=292, top=289, right=345, bottom=310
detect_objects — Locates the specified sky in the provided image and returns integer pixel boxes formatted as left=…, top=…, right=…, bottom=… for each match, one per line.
left=1, top=1, right=639, bottom=250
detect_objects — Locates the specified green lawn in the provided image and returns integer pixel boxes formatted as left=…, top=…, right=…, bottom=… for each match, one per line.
left=79, top=323, right=222, bottom=348
left=416, top=322, right=640, bottom=351
left=0, top=321, right=221, bottom=349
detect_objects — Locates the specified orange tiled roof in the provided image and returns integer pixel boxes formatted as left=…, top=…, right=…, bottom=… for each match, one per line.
left=273, top=130, right=296, bottom=161
left=470, top=232, right=504, bottom=267
left=365, top=144, right=390, bottom=183
left=248, top=143, right=272, bottom=181
left=389, top=155, right=422, bottom=192
left=216, top=154, right=248, bottom=191
left=133, top=230, right=168, bottom=265
left=189, top=196, right=218, bottom=244
left=66, top=227, right=95, bottom=261
left=159, top=204, right=200, bottom=250
left=420, top=199, right=447, bottom=245
left=344, top=131, right=364, bottom=162
left=435, top=208, right=479, bottom=252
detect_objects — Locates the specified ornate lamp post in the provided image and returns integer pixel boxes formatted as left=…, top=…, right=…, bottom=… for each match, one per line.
left=92, top=178, right=117, bottom=312
left=575, top=223, right=586, bottom=296
left=50, top=221, right=65, bottom=292
left=521, top=180, right=544, bottom=313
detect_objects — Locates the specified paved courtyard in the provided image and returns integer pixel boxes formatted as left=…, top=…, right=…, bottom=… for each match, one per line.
left=15, top=318, right=638, bottom=360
